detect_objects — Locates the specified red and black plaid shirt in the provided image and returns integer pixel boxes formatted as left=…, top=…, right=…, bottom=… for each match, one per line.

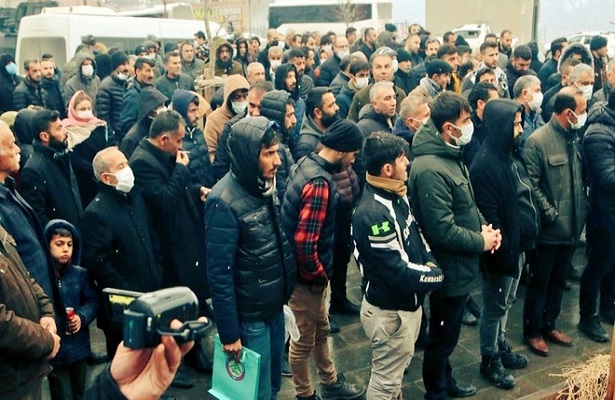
left=293, top=179, right=330, bottom=285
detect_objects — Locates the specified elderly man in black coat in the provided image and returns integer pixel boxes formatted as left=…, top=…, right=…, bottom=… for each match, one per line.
left=81, top=146, right=163, bottom=358
left=129, top=110, right=211, bottom=374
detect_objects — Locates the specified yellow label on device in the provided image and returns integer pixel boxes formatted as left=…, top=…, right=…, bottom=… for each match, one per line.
left=109, top=294, right=137, bottom=305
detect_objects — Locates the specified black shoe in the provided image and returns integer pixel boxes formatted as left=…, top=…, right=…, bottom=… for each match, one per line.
left=320, top=373, right=366, bottom=399
left=446, top=380, right=477, bottom=398
left=185, top=341, right=213, bottom=373
left=499, top=340, right=528, bottom=369
left=578, top=316, right=610, bottom=343
left=330, top=299, right=360, bottom=316
left=282, top=352, right=292, bottom=377
left=480, top=354, right=515, bottom=390
left=461, top=309, right=478, bottom=326
left=329, top=315, right=340, bottom=334
left=170, top=370, right=194, bottom=389
left=86, top=351, right=109, bottom=365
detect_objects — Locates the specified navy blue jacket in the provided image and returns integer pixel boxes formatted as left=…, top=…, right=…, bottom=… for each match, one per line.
left=44, top=219, right=98, bottom=365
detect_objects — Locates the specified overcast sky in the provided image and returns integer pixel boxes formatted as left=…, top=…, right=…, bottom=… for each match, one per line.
left=393, top=0, right=615, bottom=46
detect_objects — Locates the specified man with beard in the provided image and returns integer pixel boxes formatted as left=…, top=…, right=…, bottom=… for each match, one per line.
left=21, top=109, right=83, bottom=227
left=394, top=49, right=414, bottom=95
left=206, top=117, right=296, bottom=400
left=405, top=33, right=424, bottom=67
left=180, top=41, right=205, bottom=80
left=204, top=40, right=244, bottom=77
left=258, top=90, right=296, bottom=201
left=505, top=45, right=536, bottom=98
left=461, top=41, right=510, bottom=98
left=294, top=88, right=361, bottom=325
left=13, top=59, right=43, bottom=110
left=40, top=56, right=66, bottom=118
left=288, top=48, right=314, bottom=100
left=119, top=57, right=156, bottom=138
left=282, top=119, right=366, bottom=400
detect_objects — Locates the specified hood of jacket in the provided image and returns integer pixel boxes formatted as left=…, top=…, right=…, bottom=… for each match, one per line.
left=223, top=74, right=250, bottom=114
left=229, top=116, right=274, bottom=195
left=171, top=89, right=198, bottom=127
left=412, top=118, right=462, bottom=160
left=260, top=89, right=291, bottom=131
left=393, top=117, right=414, bottom=144
left=0, top=53, right=14, bottom=80
left=483, top=98, right=525, bottom=155
left=14, top=108, right=38, bottom=145
left=587, top=101, right=615, bottom=129
left=558, top=43, right=594, bottom=72
left=75, top=51, right=97, bottom=81
left=274, top=63, right=300, bottom=101
left=43, top=219, right=82, bottom=265
left=214, top=40, right=234, bottom=70
left=138, top=86, right=168, bottom=122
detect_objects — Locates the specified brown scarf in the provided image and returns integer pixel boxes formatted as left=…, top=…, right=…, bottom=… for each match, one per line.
left=366, top=173, right=407, bottom=197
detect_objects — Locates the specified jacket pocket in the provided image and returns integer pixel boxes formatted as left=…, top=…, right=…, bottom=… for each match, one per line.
left=547, top=153, right=568, bottom=210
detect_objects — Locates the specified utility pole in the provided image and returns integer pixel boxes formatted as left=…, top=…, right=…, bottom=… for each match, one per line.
left=531, top=0, right=540, bottom=42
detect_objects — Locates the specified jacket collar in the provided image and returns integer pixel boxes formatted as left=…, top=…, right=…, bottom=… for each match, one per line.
left=140, top=138, right=176, bottom=166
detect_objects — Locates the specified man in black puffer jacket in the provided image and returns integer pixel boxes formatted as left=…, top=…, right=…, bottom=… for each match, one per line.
left=171, top=89, right=215, bottom=191
left=96, top=51, right=129, bottom=142
left=205, top=116, right=296, bottom=400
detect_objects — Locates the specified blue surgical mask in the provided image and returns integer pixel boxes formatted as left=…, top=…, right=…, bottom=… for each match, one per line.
left=5, top=62, right=16, bottom=76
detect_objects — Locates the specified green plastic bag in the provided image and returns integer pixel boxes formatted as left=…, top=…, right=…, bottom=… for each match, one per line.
left=209, top=334, right=261, bottom=400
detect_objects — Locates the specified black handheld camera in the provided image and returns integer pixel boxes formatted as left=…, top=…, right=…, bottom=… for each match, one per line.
left=102, top=287, right=212, bottom=349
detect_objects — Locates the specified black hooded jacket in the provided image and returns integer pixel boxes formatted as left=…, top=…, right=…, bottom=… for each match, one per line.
left=470, top=99, right=537, bottom=276
left=171, top=89, right=216, bottom=189
left=205, top=117, right=296, bottom=344
left=258, top=90, right=295, bottom=201
left=119, top=87, right=168, bottom=158
left=13, top=108, right=38, bottom=170
left=0, top=54, right=21, bottom=113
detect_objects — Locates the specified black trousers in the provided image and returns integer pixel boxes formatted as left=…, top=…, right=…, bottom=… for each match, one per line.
left=580, top=248, right=615, bottom=319
left=422, top=292, right=468, bottom=400
left=523, top=244, right=575, bottom=338
left=331, top=208, right=353, bottom=304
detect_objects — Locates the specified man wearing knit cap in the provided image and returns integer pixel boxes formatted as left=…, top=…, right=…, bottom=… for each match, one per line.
left=282, top=119, right=366, bottom=400
left=96, top=51, right=129, bottom=140
left=590, top=35, right=609, bottom=92
left=394, top=49, right=414, bottom=94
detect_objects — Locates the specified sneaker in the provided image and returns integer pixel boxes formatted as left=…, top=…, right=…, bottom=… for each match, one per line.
left=461, top=309, right=477, bottom=326
left=320, top=373, right=366, bottom=400
left=480, top=354, right=515, bottom=390
left=578, top=316, right=610, bottom=343
left=499, top=340, right=528, bottom=369
left=282, top=353, right=292, bottom=377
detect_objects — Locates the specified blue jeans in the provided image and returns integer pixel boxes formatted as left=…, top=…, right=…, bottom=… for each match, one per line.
left=241, top=310, right=285, bottom=400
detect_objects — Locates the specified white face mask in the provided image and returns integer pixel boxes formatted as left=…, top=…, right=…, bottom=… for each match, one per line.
left=569, top=110, right=588, bottom=130
left=81, top=64, right=94, bottom=78
left=450, top=122, right=474, bottom=146
left=321, top=45, right=332, bottom=53
left=76, top=110, right=93, bottom=119
left=575, top=82, right=593, bottom=101
left=270, top=60, right=282, bottom=70
left=231, top=100, right=248, bottom=114
left=111, top=166, right=135, bottom=193
left=355, top=76, right=369, bottom=89
left=528, top=91, right=543, bottom=111
left=392, top=59, right=399, bottom=73
left=116, top=72, right=128, bottom=81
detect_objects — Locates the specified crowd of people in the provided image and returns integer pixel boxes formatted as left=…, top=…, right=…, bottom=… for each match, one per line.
left=0, top=18, right=613, bottom=400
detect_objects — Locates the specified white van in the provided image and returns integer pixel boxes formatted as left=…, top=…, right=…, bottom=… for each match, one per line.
left=16, top=7, right=226, bottom=69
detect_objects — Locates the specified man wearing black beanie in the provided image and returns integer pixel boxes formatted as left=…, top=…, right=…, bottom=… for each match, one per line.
left=282, top=119, right=366, bottom=400
left=590, top=35, right=609, bottom=92
left=96, top=51, right=129, bottom=141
